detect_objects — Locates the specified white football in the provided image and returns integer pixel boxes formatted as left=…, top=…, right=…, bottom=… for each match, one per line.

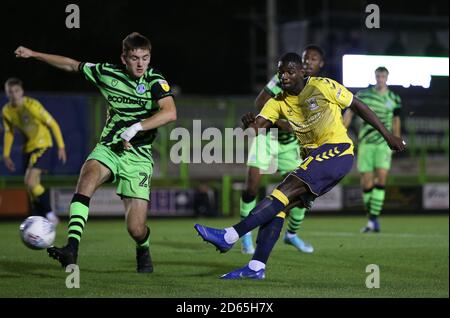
left=19, top=216, right=56, bottom=250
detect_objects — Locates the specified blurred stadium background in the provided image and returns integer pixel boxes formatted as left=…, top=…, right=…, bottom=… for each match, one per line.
left=0, top=0, right=448, bottom=298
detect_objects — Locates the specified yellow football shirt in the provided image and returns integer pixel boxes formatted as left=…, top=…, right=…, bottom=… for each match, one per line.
left=259, top=77, right=354, bottom=156
left=2, top=97, right=64, bottom=156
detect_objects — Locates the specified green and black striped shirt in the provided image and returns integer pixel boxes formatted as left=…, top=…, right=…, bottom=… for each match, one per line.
left=80, top=62, right=173, bottom=160
left=356, top=87, right=402, bottom=145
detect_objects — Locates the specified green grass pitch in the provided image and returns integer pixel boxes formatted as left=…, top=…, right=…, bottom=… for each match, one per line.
left=0, top=215, right=448, bottom=298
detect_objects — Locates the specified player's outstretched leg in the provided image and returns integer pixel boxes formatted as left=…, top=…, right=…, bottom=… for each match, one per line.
left=194, top=224, right=235, bottom=253
left=48, top=193, right=89, bottom=267
left=283, top=207, right=314, bottom=253
left=195, top=188, right=290, bottom=254
left=221, top=213, right=285, bottom=280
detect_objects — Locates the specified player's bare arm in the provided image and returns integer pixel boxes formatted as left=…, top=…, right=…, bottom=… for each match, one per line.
left=350, top=97, right=406, bottom=151
left=120, top=96, right=177, bottom=149
left=3, top=157, right=15, bottom=172
left=57, top=148, right=67, bottom=164
left=15, top=46, right=80, bottom=73
left=393, top=116, right=401, bottom=138
left=241, top=113, right=273, bottom=133
left=45, top=118, right=67, bottom=164
left=2, top=122, right=16, bottom=171
left=255, top=90, right=272, bottom=110
left=255, top=91, right=292, bottom=132
left=342, top=109, right=354, bottom=128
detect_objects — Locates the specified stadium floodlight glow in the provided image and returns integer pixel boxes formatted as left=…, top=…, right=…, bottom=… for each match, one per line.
left=342, top=55, right=449, bottom=88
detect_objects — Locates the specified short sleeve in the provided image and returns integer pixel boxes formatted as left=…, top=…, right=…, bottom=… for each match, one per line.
left=258, top=98, right=281, bottom=124
left=321, top=78, right=354, bottom=109
left=150, top=78, right=174, bottom=101
left=79, top=62, right=104, bottom=87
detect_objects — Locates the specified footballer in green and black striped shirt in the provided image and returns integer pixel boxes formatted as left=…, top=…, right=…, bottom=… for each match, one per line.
left=79, top=60, right=172, bottom=160
left=343, top=66, right=402, bottom=233
left=14, top=32, right=177, bottom=273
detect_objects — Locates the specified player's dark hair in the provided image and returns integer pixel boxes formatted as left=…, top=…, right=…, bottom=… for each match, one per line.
left=5, top=77, right=23, bottom=88
left=279, top=52, right=303, bottom=67
left=303, top=44, right=326, bottom=60
left=122, top=32, right=152, bottom=55
left=375, top=66, right=389, bottom=74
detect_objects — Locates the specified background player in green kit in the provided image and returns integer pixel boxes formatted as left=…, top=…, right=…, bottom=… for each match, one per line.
left=343, top=66, right=402, bottom=233
left=240, top=45, right=325, bottom=254
left=14, top=32, right=177, bottom=273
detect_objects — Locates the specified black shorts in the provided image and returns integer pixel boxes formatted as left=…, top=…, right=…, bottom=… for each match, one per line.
left=23, top=148, right=52, bottom=171
left=291, top=143, right=354, bottom=196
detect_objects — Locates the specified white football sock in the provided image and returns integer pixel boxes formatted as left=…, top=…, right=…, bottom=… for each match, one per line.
left=224, top=227, right=239, bottom=244
left=249, top=260, right=266, bottom=271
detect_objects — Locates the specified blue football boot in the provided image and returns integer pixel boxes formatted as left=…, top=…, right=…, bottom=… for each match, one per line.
left=220, top=265, right=265, bottom=280
left=283, top=232, right=314, bottom=253
left=194, top=224, right=234, bottom=253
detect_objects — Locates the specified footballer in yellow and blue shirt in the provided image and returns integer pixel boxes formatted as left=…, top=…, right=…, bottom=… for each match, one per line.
left=259, top=71, right=355, bottom=197
left=2, top=78, right=66, bottom=224
left=195, top=52, right=406, bottom=279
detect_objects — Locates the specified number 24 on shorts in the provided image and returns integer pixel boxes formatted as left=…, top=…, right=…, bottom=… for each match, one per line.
left=139, top=172, right=149, bottom=188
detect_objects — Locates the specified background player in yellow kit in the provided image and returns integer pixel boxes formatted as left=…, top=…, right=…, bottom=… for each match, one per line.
left=2, top=77, right=66, bottom=224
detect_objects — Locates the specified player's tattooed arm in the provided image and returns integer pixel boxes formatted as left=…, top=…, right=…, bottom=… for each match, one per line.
left=15, top=46, right=80, bottom=72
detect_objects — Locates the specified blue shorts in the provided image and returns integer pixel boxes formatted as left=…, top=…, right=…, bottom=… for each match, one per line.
left=23, top=148, right=52, bottom=171
left=291, top=143, right=354, bottom=196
